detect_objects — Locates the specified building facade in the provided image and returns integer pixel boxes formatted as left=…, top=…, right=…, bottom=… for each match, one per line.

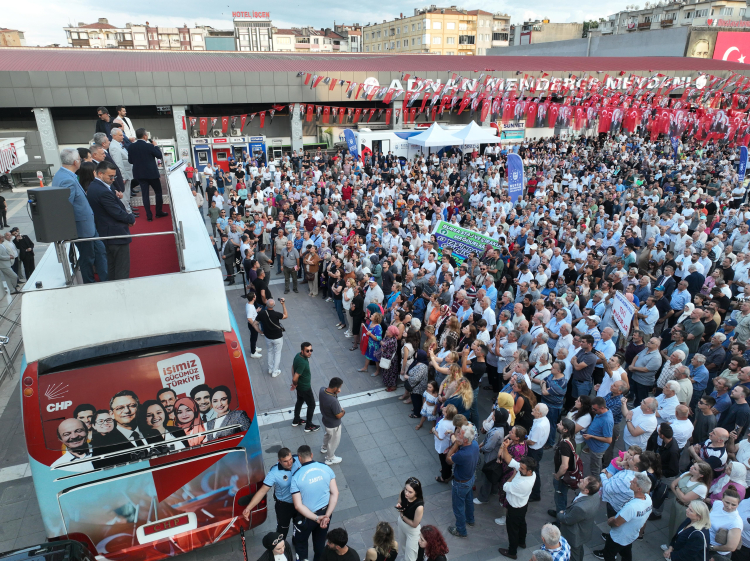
left=509, top=20, right=584, bottom=45
left=601, top=0, right=748, bottom=35
left=0, top=29, right=25, bottom=47
left=362, top=7, right=508, bottom=55
left=233, top=15, right=274, bottom=51
left=63, top=19, right=208, bottom=50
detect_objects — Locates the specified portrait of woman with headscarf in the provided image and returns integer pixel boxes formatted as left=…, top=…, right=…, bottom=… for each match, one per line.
left=173, top=397, right=206, bottom=447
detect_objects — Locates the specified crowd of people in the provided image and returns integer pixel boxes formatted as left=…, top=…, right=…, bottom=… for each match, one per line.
left=221, top=127, right=750, bottom=561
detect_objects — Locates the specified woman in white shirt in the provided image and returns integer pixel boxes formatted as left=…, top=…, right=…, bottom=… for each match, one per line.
left=667, top=461, right=713, bottom=540
left=708, top=487, right=743, bottom=558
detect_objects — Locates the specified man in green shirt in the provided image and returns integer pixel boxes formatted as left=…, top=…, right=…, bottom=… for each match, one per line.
left=207, top=201, right=220, bottom=238
left=292, top=342, right=319, bottom=432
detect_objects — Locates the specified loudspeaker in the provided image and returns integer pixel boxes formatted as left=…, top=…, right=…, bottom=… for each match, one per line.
left=28, top=187, right=79, bottom=243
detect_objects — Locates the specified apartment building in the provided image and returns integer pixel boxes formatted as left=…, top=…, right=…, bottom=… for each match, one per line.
left=273, top=26, right=361, bottom=52
left=600, top=0, right=748, bottom=35
left=233, top=15, right=274, bottom=51
left=63, top=19, right=208, bottom=50
left=0, top=28, right=25, bottom=47
left=362, top=6, right=509, bottom=55
left=508, top=20, right=584, bottom=45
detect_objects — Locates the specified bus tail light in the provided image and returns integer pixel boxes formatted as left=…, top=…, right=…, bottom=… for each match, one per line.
left=23, top=387, right=33, bottom=398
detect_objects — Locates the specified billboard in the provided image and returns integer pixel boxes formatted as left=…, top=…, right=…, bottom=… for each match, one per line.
left=713, top=31, right=750, bottom=63
left=686, top=30, right=717, bottom=59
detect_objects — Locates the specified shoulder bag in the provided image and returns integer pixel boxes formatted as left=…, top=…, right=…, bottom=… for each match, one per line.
left=561, top=439, right=585, bottom=490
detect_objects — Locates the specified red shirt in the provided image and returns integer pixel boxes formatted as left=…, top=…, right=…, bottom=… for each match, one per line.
left=342, top=185, right=352, bottom=201
left=304, top=217, right=317, bottom=232
left=185, top=166, right=195, bottom=178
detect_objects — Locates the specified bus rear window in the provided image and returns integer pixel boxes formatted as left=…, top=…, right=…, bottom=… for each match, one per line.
left=40, top=344, right=250, bottom=468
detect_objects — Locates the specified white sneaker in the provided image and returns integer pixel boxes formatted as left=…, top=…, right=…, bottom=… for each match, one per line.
left=256, top=347, right=262, bottom=351
left=344, top=331, right=353, bottom=337
left=494, top=517, right=506, bottom=526
left=473, top=498, right=486, bottom=505
left=250, top=352, right=262, bottom=358
left=325, top=456, right=342, bottom=465
left=320, top=447, right=328, bottom=454
left=660, top=545, right=669, bottom=552
left=271, top=370, right=281, bottom=378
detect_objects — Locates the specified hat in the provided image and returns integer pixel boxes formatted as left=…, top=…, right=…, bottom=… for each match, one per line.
left=726, top=319, right=738, bottom=327
left=529, top=243, right=538, bottom=250
left=588, top=315, right=601, bottom=322
left=654, top=285, right=666, bottom=292
left=369, top=277, right=376, bottom=283
left=262, top=533, right=284, bottom=550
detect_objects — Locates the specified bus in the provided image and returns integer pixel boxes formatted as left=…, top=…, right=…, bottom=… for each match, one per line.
left=19, top=161, right=266, bottom=561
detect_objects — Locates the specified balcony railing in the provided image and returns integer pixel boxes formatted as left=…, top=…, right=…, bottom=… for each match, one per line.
left=661, top=18, right=675, bottom=26
left=638, top=21, right=652, bottom=29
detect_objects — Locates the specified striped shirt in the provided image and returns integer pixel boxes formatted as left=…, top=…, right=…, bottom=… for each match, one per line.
left=600, top=469, right=643, bottom=512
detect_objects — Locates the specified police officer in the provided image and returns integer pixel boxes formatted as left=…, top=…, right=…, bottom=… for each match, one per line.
left=291, top=445, right=339, bottom=561
left=241, top=447, right=300, bottom=538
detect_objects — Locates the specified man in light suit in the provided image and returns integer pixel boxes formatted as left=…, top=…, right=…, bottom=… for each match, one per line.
left=556, top=476, right=601, bottom=561
left=109, top=127, right=138, bottom=217
left=204, top=385, right=251, bottom=442
left=128, top=128, right=168, bottom=222
left=51, top=148, right=108, bottom=283
left=87, top=161, right=136, bottom=281
left=0, top=243, right=19, bottom=296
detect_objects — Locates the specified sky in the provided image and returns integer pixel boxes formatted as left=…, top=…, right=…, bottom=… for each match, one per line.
left=7, top=0, right=624, bottom=46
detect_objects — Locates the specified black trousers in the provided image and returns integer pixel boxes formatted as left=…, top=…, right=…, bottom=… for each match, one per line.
left=293, top=506, right=330, bottom=561
left=275, top=499, right=296, bottom=539
left=487, top=363, right=500, bottom=393
left=136, top=177, right=164, bottom=219
left=528, top=448, right=543, bottom=500
left=106, top=244, right=130, bottom=281
left=294, top=387, right=316, bottom=426
left=438, top=452, right=452, bottom=480
left=506, top=503, right=528, bottom=555
left=20, top=254, right=34, bottom=280
left=248, top=322, right=259, bottom=354
left=602, top=534, right=632, bottom=561
left=224, top=259, right=235, bottom=283
left=1, top=208, right=7, bottom=227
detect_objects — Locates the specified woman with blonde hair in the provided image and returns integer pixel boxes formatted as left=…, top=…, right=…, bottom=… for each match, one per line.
left=439, top=315, right=461, bottom=350
left=442, top=378, right=473, bottom=417
left=365, top=522, right=398, bottom=561
left=429, top=349, right=460, bottom=389
left=668, top=461, right=713, bottom=539
left=662, top=500, right=710, bottom=561
left=437, top=363, right=464, bottom=403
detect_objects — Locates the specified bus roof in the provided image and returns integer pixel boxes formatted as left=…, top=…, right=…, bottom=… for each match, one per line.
left=21, top=162, right=232, bottom=364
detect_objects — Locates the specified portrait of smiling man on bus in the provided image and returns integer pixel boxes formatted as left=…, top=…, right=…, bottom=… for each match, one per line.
left=51, top=418, right=94, bottom=472
left=104, top=390, right=147, bottom=448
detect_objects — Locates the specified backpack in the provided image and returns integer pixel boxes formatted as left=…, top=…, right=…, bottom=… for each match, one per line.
left=561, top=440, right=584, bottom=490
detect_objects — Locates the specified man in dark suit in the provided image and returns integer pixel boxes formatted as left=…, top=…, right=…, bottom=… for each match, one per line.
left=87, top=162, right=136, bottom=281
left=556, top=476, right=601, bottom=561
left=128, top=128, right=168, bottom=222
left=90, top=138, right=126, bottom=195
left=220, top=233, right=236, bottom=285
left=653, top=266, right=677, bottom=300
left=95, top=106, right=111, bottom=137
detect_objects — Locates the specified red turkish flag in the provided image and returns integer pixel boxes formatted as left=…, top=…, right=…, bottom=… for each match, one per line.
left=304, top=73, right=312, bottom=85
left=420, top=93, right=431, bottom=114
left=240, top=114, right=247, bottom=130
left=355, top=83, right=364, bottom=99
left=339, top=107, right=346, bottom=124
left=221, top=116, right=229, bottom=133
left=367, top=109, right=376, bottom=123
left=598, top=108, right=612, bottom=133
left=548, top=103, right=560, bottom=128
left=410, top=107, right=417, bottom=122
left=353, top=108, right=362, bottom=123
left=431, top=106, right=438, bottom=121
left=199, top=117, right=208, bottom=136
left=526, top=102, right=538, bottom=126
left=329, top=78, right=337, bottom=91
left=384, top=88, right=395, bottom=104
left=395, top=108, right=401, bottom=123
left=313, top=75, right=324, bottom=88
left=480, top=99, right=491, bottom=123
left=306, top=105, right=314, bottom=122
left=385, top=108, right=392, bottom=124
left=322, top=106, right=330, bottom=124
left=259, top=111, right=266, bottom=128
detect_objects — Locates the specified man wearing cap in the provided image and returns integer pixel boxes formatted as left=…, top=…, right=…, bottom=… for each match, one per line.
left=242, top=447, right=301, bottom=538
left=363, top=277, right=383, bottom=307
left=574, top=315, right=602, bottom=345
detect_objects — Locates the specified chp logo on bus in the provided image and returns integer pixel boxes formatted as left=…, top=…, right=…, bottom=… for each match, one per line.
left=157, top=353, right=206, bottom=396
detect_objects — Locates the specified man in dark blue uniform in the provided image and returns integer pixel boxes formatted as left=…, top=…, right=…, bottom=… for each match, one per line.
left=291, top=445, right=339, bottom=561
left=241, top=447, right=301, bottom=538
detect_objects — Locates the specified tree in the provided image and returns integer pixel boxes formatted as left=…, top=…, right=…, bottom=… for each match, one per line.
left=582, top=20, right=600, bottom=38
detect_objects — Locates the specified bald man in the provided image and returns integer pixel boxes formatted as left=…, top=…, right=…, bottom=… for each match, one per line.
left=51, top=418, right=95, bottom=472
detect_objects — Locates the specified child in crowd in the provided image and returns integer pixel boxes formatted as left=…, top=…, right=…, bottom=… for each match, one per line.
left=605, top=445, right=643, bottom=476
left=416, top=381, right=440, bottom=431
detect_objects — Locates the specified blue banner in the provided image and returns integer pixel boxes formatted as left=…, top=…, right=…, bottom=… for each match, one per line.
left=507, top=153, right=524, bottom=203
left=741, top=146, right=748, bottom=184
left=344, top=129, right=358, bottom=159
left=670, top=136, right=679, bottom=162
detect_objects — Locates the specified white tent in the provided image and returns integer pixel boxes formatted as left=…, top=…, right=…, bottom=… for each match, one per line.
left=451, top=121, right=502, bottom=145
left=407, top=123, right=460, bottom=147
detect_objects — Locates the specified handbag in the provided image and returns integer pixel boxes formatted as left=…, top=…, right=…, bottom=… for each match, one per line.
left=379, top=357, right=392, bottom=369
left=404, top=379, right=413, bottom=392
left=561, top=440, right=584, bottom=490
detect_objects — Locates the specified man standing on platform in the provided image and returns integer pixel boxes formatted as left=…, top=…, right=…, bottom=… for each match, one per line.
left=128, top=128, right=168, bottom=222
